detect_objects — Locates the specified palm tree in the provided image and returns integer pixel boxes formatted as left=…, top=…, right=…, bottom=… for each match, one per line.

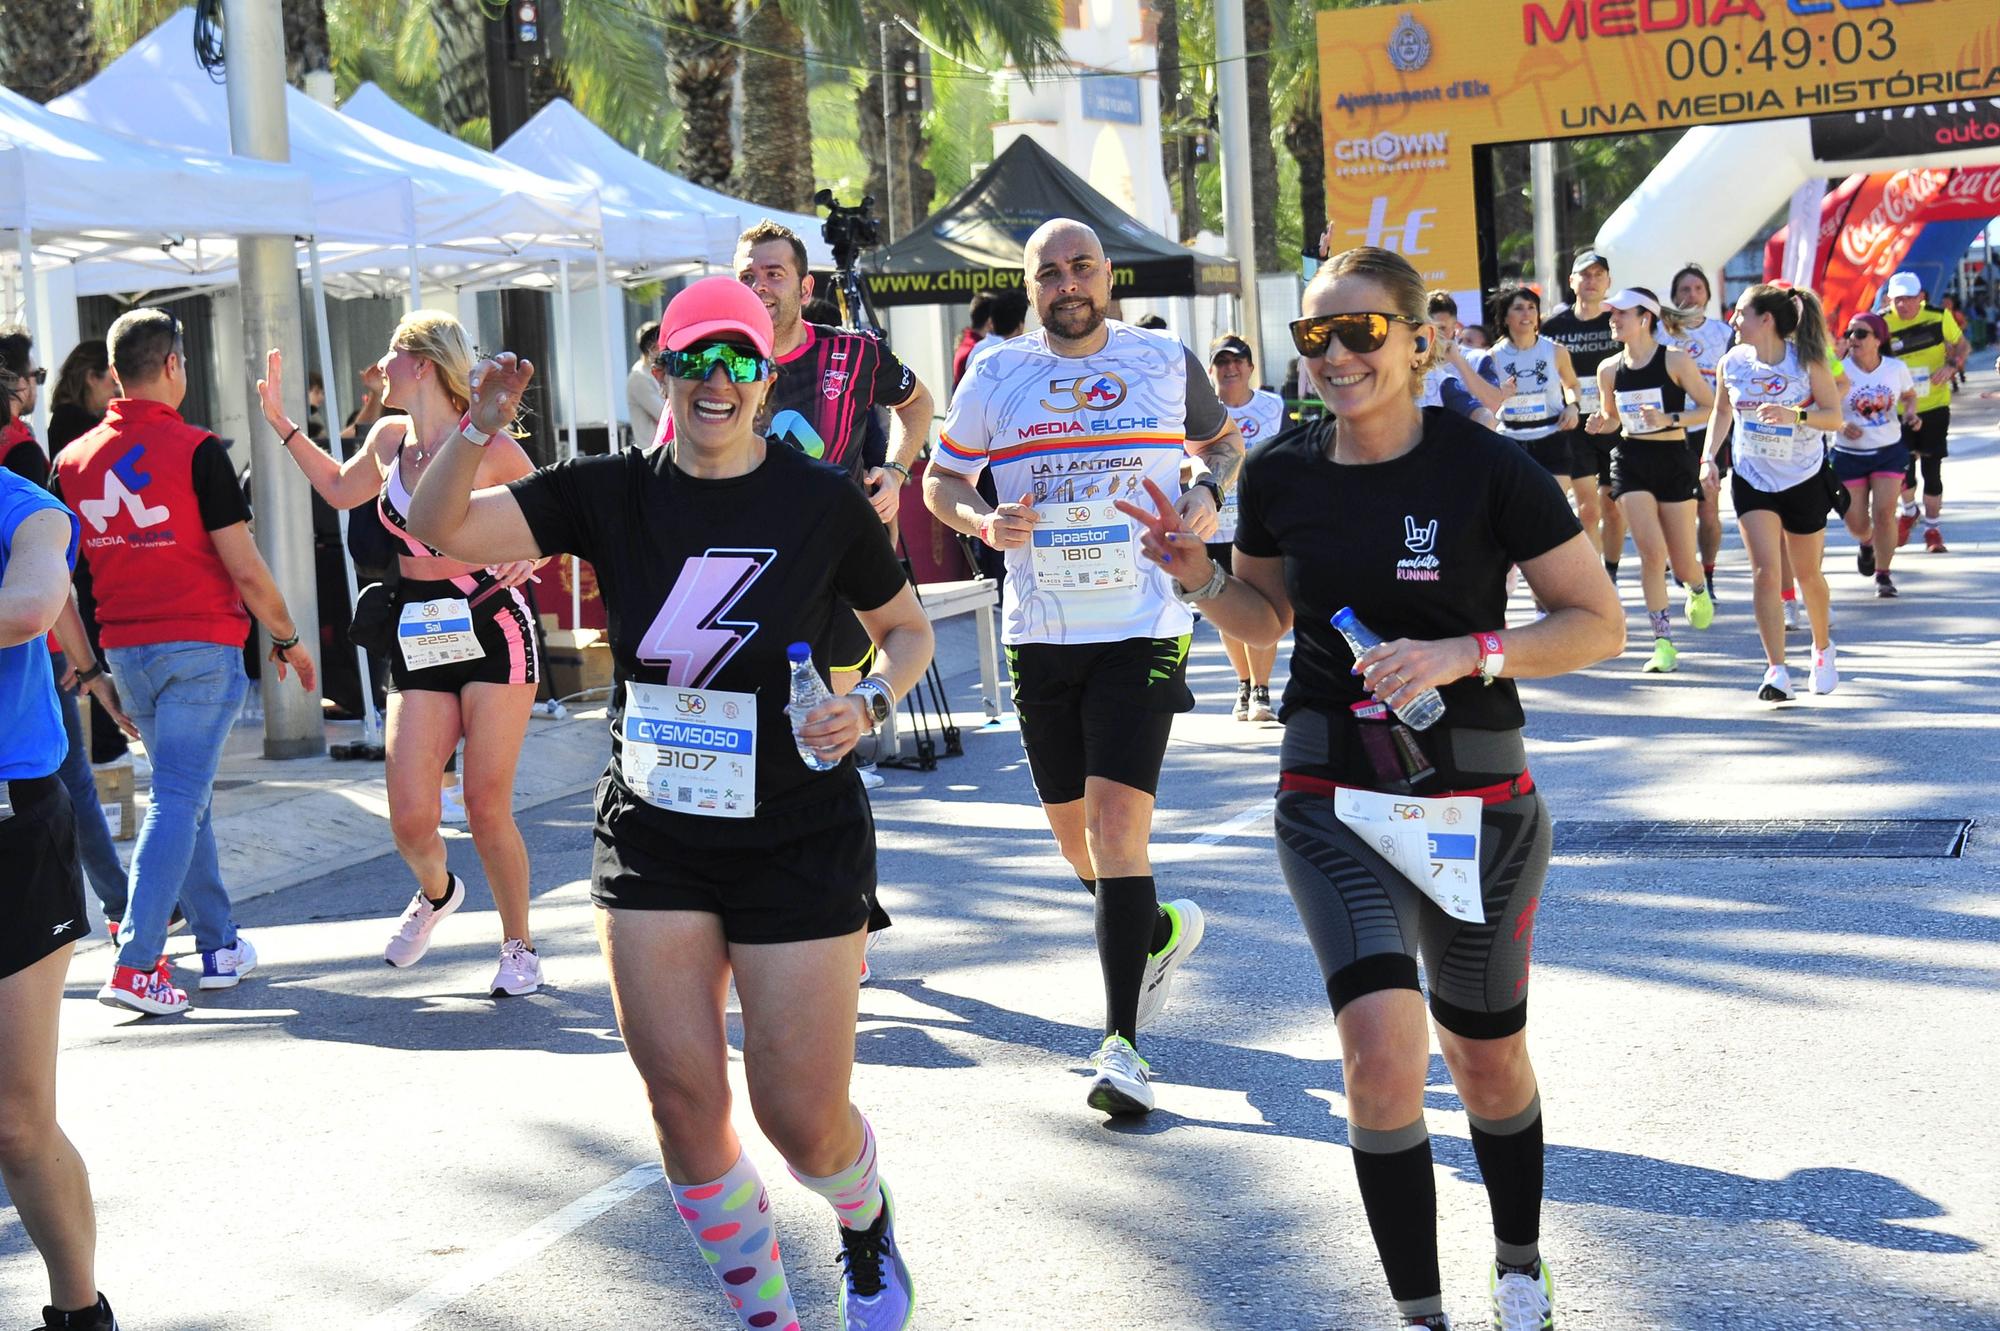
left=283, top=0, right=333, bottom=89
left=666, top=0, right=738, bottom=191
left=735, top=3, right=815, bottom=211
left=430, top=0, right=493, bottom=140
left=1, top=0, right=99, bottom=103
left=1242, top=0, right=1283, bottom=272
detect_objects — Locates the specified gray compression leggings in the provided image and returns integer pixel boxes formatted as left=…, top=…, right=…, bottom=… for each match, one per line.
left=1274, top=717, right=1553, bottom=1039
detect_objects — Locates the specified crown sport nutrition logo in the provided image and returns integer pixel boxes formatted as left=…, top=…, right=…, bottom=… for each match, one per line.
left=1041, top=372, right=1129, bottom=414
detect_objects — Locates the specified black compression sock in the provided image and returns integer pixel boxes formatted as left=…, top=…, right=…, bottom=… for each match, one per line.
left=1150, top=905, right=1173, bottom=953
left=1468, top=1093, right=1545, bottom=1269
left=1350, top=1119, right=1442, bottom=1318
left=1078, top=876, right=1096, bottom=897
left=1604, top=559, right=1620, bottom=579
left=1094, top=875, right=1158, bottom=1043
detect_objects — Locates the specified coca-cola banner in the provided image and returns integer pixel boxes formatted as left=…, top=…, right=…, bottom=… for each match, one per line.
left=1810, top=100, right=2000, bottom=163
left=1811, top=166, right=2000, bottom=333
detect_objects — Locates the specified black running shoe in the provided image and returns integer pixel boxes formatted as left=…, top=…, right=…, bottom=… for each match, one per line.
left=41, top=1294, right=118, bottom=1330
left=1875, top=573, right=1898, bottom=599
left=1857, top=543, right=1875, bottom=577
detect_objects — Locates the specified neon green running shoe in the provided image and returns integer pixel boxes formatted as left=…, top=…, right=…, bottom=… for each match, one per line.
left=1490, top=1258, right=1556, bottom=1330
left=1685, top=585, right=1715, bottom=630
left=1641, top=639, right=1678, bottom=673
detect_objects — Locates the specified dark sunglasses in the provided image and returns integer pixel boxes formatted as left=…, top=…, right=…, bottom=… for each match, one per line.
left=653, top=341, right=772, bottom=384
left=18, top=367, right=48, bottom=385
left=1289, top=312, right=1424, bottom=358
left=1845, top=328, right=1875, bottom=340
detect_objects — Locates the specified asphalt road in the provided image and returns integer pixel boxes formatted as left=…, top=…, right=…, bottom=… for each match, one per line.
left=6, top=374, right=1999, bottom=1330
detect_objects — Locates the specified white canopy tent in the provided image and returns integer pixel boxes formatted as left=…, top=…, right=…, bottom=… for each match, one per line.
left=497, top=99, right=836, bottom=272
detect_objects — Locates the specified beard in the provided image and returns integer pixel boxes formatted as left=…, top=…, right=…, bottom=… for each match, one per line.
left=1045, top=293, right=1106, bottom=341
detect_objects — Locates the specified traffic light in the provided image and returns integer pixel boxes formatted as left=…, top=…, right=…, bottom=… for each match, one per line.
left=512, top=1, right=541, bottom=56
left=891, top=45, right=926, bottom=114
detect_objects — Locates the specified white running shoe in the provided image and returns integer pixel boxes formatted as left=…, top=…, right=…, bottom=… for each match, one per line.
left=1810, top=643, right=1838, bottom=695
left=857, top=763, right=886, bottom=792
left=439, top=774, right=467, bottom=825
left=859, top=929, right=879, bottom=986
left=384, top=874, right=464, bottom=967
left=1757, top=664, right=1795, bottom=703
left=1490, top=1259, right=1556, bottom=1330
left=1086, top=1034, right=1154, bottom=1116
left=1135, top=899, right=1205, bottom=1031
left=1782, top=598, right=1801, bottom=632
left=198, top=934, right=258, bottom=990
left=490, top=939, right=542, bottom=996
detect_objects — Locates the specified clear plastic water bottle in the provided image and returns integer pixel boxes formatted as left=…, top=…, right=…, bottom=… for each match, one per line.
left=1331, top=606, right=1446, bottom=731
left=785, top=642, right=839, bottom=771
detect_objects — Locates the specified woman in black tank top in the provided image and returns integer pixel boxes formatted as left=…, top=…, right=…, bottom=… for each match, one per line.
left=1583, top=288, right=1717, bottom=675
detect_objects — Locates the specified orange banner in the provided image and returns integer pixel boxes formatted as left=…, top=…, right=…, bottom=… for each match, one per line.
left=1317, top=0, right=2000, bottom=299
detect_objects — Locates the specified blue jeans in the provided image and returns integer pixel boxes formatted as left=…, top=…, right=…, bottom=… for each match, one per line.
left=52, top=652, right=133, bottom=920
left=104, top=642, right=247, bottom=968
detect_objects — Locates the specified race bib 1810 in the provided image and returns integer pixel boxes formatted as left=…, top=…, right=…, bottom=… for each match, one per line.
left=1031, top=500, right=1137, bottom=592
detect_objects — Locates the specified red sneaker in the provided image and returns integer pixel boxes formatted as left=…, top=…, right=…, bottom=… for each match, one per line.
left=97, top=961, right=189, bottom=1016
left=1897, top=511, right=1916, bottom=548
left=1925, top=526, right=1947, bottom=554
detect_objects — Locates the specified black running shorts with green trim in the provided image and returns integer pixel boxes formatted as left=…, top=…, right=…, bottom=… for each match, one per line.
left=1, top=776, right=90, bottom=982
left=1006, top=635, right=1194, bottom=805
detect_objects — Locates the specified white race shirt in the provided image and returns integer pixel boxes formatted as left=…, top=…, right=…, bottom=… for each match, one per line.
left=1835, top=354, right=1915, bottom=452
left=1485, top=336, right=1568, bottom=441
left=937, top=321, right=1220, bottom=646
left=1215, top=388, right=1285, bottom=543
left=1663, top=318, right=1733, bottom=431
left=1720, top=343, right=1826, bottom=492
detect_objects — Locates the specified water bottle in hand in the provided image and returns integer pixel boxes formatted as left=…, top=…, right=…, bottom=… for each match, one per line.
left=785, top=642, right=839, bottom=771
left=1331, top=607, right=1446, bottom=731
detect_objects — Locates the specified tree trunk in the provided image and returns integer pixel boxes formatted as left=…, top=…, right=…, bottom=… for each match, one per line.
left=432, top=0, right=491, bottom=137
left=0, top=0, right=98, bottom=103
left=282, top=0, right=332, bottom=88
left=669, top=0, right=737, bottom=192
left=1243, top=0, right=1283, bottom=272
left=1282, top=95, right=1323, bottom=267
left=1154, top=0, right=1190, bottom=241
left=736, top=3, right=815, bottom=212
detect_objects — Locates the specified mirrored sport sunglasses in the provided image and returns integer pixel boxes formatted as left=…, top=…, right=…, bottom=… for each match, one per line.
left=653, top=341, right=773, bottom=383
left=1289, top=311, right=1424, bottom=358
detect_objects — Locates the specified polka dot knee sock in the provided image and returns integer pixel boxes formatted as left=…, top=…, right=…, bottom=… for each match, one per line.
left=790, top=1110, right=884, bottom=1231
left=670, top=1152, right=800, bottom=1331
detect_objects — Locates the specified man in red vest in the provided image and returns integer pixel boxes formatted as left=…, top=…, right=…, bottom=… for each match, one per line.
left=54, top=309, right=317, bottom=1017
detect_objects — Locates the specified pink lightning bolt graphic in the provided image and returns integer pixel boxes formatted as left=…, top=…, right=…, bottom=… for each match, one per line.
left=635, top=549, right=777, bottom=687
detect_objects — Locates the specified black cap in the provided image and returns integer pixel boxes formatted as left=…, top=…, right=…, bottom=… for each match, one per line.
left=1208, top=333, right=1254, bottom=363
left=1571, top=248, right=1610, bottom=275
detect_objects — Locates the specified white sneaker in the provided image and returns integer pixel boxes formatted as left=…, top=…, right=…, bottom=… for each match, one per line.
left=858, top=928, right=879, bottom=986
left=857, top=763, right=886, bottom=791
left=1135, top=899, right=1205, bottom=1031
left=1782, top=598, right=1801, bottom=632
left=1086, top=1034, right=1154, bottom=1116
left=440, top=774, right=467, bottom=824
left=1757, top=664, right=1795, bottom=703
left=198, top=934, right=258, bottom=990
left=1490, top=1259, right=1556, bottom=1331
left=384, top=874, right=464, bottom=967
left=1810, top=643, right=1838, bottom=695
left=490, top=939, right=542, bottom=996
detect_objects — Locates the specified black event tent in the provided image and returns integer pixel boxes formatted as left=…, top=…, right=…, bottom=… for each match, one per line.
left=860, top=136, right=1240, bottom=308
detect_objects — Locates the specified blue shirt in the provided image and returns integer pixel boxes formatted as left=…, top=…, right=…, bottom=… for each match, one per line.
left=0, top=468, right=79, bottom=780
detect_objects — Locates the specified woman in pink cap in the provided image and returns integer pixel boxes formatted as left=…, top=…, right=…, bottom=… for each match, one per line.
left=406, top=275, right=933, bottom=1331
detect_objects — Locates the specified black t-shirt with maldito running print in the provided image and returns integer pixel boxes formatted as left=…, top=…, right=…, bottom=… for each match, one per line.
left=1234, top=409, right=1580, bottom=734
left=510, top=441, right=907, bottom=847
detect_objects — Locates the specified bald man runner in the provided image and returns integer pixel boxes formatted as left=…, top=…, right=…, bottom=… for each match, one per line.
left=924, top=219, right=1245, bottom=1117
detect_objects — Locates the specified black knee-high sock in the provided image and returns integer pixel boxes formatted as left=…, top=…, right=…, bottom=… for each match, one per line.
left=1468, top=1093, right=1544, bottom=1269
left=1094, top=875, right=1157, bottom=1043
left=1082, top=877, right=1174, bottom=953
left=1350, top=1118, right=1442, bottom=1319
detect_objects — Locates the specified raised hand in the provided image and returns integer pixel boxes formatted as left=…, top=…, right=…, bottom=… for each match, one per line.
left=1114, top=477, right=1211, bottom=590
left=256, top=348, right=294, bottom=437
left=467, top=353, right=536, bottom=436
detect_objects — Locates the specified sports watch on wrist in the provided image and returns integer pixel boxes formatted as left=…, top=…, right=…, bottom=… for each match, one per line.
left=853, top=680, right=894, bottom=731
left=1470, top=631, right=1505, bottom=685
left=1172, top=559, right=1229, bottom=604
left=1192, top=478, right=1224, bottom=508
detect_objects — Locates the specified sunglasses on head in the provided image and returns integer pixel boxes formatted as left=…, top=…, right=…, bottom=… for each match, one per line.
left=1289, top=312, right=1424, bottom=358
left=654, top=341, right=772, bottom=384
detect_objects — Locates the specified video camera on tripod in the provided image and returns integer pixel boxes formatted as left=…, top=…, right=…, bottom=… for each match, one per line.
left=814, top=189, right=884, bottom=334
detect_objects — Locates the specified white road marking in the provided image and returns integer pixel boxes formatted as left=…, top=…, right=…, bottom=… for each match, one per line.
left=359, top=1162, right=663, bottom=1330
left=1189, top=797, right=1276, bottom=846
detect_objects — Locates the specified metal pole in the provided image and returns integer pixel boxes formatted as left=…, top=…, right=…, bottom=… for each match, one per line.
left=1531, top=142, right=1558, bottom=300
left=223, top=0, right=323, bottom=758
left=1214, top=0, right=1260, bottom=365
left=308, top=238, right=382, bottom=747
left=14, top=227, right=48, bottom=439
left=407, top=248, right=424, bottom=310
left=880, top=22, right=895, bottom=239
left=556, top=254, right=582, bottom=629
left=593, top=243, right=622, bottom=449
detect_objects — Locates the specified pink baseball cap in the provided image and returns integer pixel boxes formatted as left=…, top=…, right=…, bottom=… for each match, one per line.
left=656, top=276, right=774, bottom=358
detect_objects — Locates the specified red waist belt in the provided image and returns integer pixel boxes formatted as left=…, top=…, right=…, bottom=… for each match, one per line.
left=1279, top=768, right=1535, bottom=807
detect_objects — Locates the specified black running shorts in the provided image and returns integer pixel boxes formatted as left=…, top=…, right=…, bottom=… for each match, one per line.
left=1273, top=714, right=1550, bottom=1040
left=1515, top=434, right=1572, bottom=478
left=1006, top=635, right=1194, bottom=805
left=387, top=578, right=541, bottom=694
left=1610, top=439, right=1700, bottom=503
left=1, top=776, right=90, bottom=982
left=1901, top=404, right=1949, bottom=460
left=591, top=780, right=875, bottom=944
left=1731, top=471, right=1828, bottom=536
left=1571, top=431, right=1614, bottom=486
